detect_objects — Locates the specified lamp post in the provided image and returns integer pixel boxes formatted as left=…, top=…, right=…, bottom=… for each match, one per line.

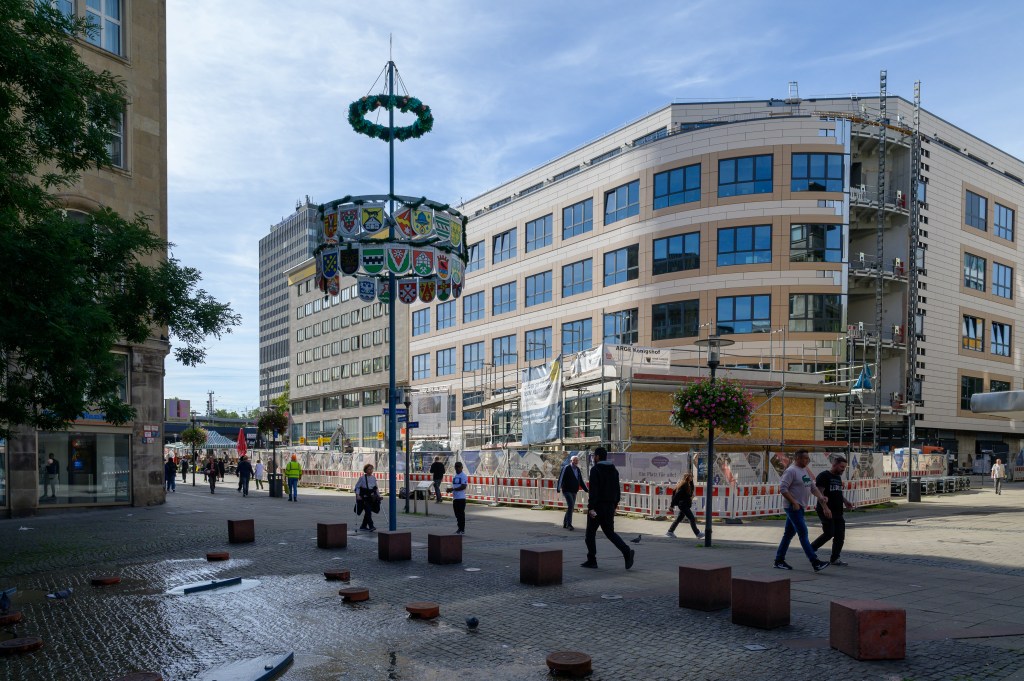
left=402, top=390, right=413, bottom=513
left=694, top=335, right=734, bottom=547
left=190, top=410, right=198, bottom=487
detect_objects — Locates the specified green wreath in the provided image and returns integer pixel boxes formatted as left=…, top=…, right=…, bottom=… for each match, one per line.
left=348, top=94, right=434, bottom=142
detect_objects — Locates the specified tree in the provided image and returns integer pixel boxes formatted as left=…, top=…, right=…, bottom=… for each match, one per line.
left=0, top=2, right=239, bottom=440
left=213, top=408, right=241, bottom=419
left=270, top=380, right=290, bottom=413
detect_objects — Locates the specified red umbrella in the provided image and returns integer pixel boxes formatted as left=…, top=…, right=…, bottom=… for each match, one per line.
left=236, top=428, right=248, bottom=458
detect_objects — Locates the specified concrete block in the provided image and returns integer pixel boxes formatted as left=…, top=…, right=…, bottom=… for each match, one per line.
left=377, top=530, right=412, bottom=562
left=317, top=523, right=347, bottom=549
left=427, top=533, right=462, bottom=565
left=830, top=599, right=906, bottom=660
left=678, top=563, right=731, bottom=611
left=520, top=548, right=562, bottom=586
left=731, top=575, right=790, bottom=629
left=227, top=519, right=254, bottom=544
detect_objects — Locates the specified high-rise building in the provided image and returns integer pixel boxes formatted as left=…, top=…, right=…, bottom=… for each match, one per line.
left=258, top=199, right=319, bottom=409
left=4, top=0, right=169, bottom=516
left=408, top=94, right=1024, bottom=468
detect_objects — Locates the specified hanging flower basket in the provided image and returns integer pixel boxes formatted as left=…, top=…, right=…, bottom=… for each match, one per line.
left=257, top=410, right=289, bottom=436
left=670, top=378, right=754, bottom=437
left=180, top=426, right=207, bottom=449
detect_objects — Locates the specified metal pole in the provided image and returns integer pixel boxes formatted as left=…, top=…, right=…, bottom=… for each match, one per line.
left=191, top=411, right=197, bottom=486
left=404, top=394, right=412, bottom=513
left=704, top=359, right=717, bottom=547
left=386, top=59, right=398, bottom=530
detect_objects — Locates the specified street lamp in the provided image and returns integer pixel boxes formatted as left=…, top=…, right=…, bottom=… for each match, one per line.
left=190, top=410, right=198, bottom=487
left=693, top=335, right=734, bottom=547
left=403, top=389, right=413, bottom=513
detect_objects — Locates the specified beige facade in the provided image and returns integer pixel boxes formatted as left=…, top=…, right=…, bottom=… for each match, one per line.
left=285, top=260, right=410, bottom=449
left=408, top=97, right=1024, bottom=465
left=5, top=0, right=169, bottom=516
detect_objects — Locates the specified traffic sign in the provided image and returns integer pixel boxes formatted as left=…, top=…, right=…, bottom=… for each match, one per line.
left=383, top=408, right=408, bottom=416
left=406, top=421, right=419, bottom=428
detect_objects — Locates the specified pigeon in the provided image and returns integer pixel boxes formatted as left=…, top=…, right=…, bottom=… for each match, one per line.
left=47, top=588, right=73, bottom=600
left=906, top=519, right=912, bottom=523
left=630, top=535, right=642, bottom=544
left=466, top=616, right=479, bottom=630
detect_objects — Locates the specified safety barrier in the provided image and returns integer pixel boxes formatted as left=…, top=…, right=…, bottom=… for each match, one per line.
left=495, top=477, right=542, bottom=506
left=845, top=478, right=890, bottom=507
left=732, top=484, right=785, bottom=518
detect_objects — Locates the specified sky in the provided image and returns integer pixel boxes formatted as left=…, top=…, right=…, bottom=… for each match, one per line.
left=162, top=0, right=1024, bottom=414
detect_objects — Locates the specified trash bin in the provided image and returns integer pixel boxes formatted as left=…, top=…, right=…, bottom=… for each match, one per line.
left=908, top=479, right=922, bottom=502
left=268, top=473, right=283, bottom=498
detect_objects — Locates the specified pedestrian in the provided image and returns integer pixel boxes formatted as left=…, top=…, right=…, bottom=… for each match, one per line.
left=205, top=456, right=217, bottom=494
left=429, top=455, right=446, bottom=503
left=284, top=454, right=302, bottom=502
left=992, top=458, right=1006, bottom=495
left=665, top=472, right=703, bottom=539
left=218, top=457, right=226, bottom=482
left=353, top=463, right=379, bottom=531
left=580, top=446, right=634, bottom=570
left=451, top=461, right=468, bottom=534
left=254, top=459, right=265, bottom=490
left=810, top=455, right=854, bottom=566
left=44, top=455, right=59, bottom=499
left=556, top=454, right=589, bottom=531
left=236, top=455, right=254, bottom=497
left=774, top=449, right=831, bottom=572
left=164, top=456, right=177, bottom=493
left=180, top=456, right=189, bottom=483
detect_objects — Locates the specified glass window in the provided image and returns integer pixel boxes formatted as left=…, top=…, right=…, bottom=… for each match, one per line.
left=106, top=110, right=124, bottom=168
left=493, top=228, right=517, bottom=263
left=603, top=245, right=639, bottom=286
left=462, top=391, right=484, bottom=421
left=492, top=282, right=517, bottom=315
left=85, top=0, right=122, bottom=55
left=563, top=199, right=593, bottom=239
left=435, top=300, right=456, bottom=329
left=361, top=415, right=382, bottom=448
left=525, top=214, right=553, bottom=252
left=790, top=224, right=842, bottom=263
left=562, top=319, right=592, bottom=355
left=652, top=232, right=699, bottom=274
left=993, top=262, right=1013, bottom=299
left=962, top=315, right=984, bottom=352
left=791, top=153, right=844, bottom=192
left=525, top=271, right=552, bottom=307
left=604, top=180, right=640, bottom=224
left=652, top=300, right=699, bottom=340
left=965, top=190, right=987, bottom=230
left=717, top=294, right=771, bottom=334
left=789, top=294, right=842, bottom=332
left=964, top=253, right=986, bottom=291
left=992, top=322, right=1011, bottom=357
left=525, top=327, right=552, bottom=361
left=463, top=291, right=485, bottom=323
left=463, top=341, right=485, bottom=372
left=342, top=392, right=360, bottom=408
left=37, top=431, right=130, bottom=504
left=960, top=375, right=984, bottom=410
left=562, top=259, right=592, bottom=297
left=412, top=353, right=430, bottom=380
left=653, top=163, right=701, bottom=209
left=467, top=240, right=485, bottom=272
left=493, top=334, right=516, bottom=366
left=437, top=348, right=456, bottom=376
left=991, top=379, right=1011, bottom=392
left=718, top=225, right=771, bottom=266
left=995, top=203, right=1014, bottom=241
left=603, top=309, right=639, bottom=345
left=718, top=154, right=773, bottom=197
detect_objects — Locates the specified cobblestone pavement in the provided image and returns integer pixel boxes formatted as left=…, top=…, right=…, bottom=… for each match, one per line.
left=2, top=478, right=1024, bottom=680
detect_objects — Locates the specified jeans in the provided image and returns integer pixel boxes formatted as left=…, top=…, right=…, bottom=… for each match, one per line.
left=995, top=478, right=1004, bottom=494
left=359, top=500, right=375, bottom=530
left=240, top=476, right=250, bottom=496
left=776, top=507, right=820, bottom=565
left=669, top=506, right=701, bottom=536
left=165, top=476, right=175, bottom=492
left=181, top=468, right=188, bottom=482
left=562, top=491, right=577, bottom=528
left=585, top=506, right=630, bottom=563
left=433, top=479, right=443, bottom=502
left=45, top=474, right=58, bottom=498
left=287, top=478, right=298, bottom=500
left=811, top=508, right=846, bottom=562
left=453, top=498, right=467, bottom=532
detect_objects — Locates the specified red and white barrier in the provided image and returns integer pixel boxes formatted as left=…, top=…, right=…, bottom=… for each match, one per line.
left=731, top=484, right=785, bottom=517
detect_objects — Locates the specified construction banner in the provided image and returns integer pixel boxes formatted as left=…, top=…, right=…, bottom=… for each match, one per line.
left=521, top=357, right=562, bottom=445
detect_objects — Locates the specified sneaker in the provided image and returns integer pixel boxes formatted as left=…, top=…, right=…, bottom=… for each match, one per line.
left=665, top=531, right=676, bottom=538
left=696, top=531, right=705, bottom=539
left=625, top=549, right=635, bottom=570
left=813, top=560, right=830, bottom=572
left=830, top=559, right=848, bottom=566
left=773, top=560, right=793, bottom=570
left=580, top=561, right=598, bottom=569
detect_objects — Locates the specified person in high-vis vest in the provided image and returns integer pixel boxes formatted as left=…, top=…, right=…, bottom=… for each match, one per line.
left=285, top=454, right=303, bottom=502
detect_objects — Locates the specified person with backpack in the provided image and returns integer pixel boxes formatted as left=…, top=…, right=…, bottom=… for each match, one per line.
left=284, top=454, right=303, bottom=502
left=353, top=463, right=380, bottom=532
left=665, top=472, right=703, bottom=539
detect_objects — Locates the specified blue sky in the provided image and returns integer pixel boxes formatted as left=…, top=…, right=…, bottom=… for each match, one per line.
left=163, top=0, right=1024, bottom=413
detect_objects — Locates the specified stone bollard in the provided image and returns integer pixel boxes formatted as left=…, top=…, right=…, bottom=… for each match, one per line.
left=731, top=575, right=790, bottom=629
left=830, top=599, right=906, bottom=660
left=678, top=563, right=731, bottom=611
left=377, top=530, right=412, bottom=562
left=227, top=519, right=255, bottom=544
left=427, top=533, right=462, bottom=565
left=317, top=523, right=347, bottom=549
left=520, top=548, right=562, bottom=586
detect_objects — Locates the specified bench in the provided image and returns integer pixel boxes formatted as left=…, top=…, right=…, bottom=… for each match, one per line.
left=830, top=599, right=906, bottom=660
left=317, top=523, right=347, bottom=549
left=428, top=533, right=462, bottom=565
left=520, top=548, right=562, bottom=586
left=377, top=530, right=412, bottom=562
left=227, top=519, right=255, bottom=544
left=678, top=564, right=731, bottom=611
left=731, top=575, right=790, bottom=629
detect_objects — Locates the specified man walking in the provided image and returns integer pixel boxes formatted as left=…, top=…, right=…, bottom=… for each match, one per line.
left=775, top=449, right=831, bottom=572
left=992, top=458, right=1006, bottom=495
left=285, top=454, right=302, bottom=502
left=236, top=455, right=254, bottom=497
left=44, top=455, right=59, bottom=499
left=557, top=454, right=588, bottom=531
left=811, top=455, right=854, bottom=566
left=451, top=461, right=468, bottom=534
left=164, top=456, right=177, bottom=493
left=180, top=456, right=189, bottom=483
left=581, top=447, right=634, bottom=570
left=430, top=456, right=446, bottom=503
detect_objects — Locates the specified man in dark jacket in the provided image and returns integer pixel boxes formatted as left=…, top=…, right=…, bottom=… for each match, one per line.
left=236, top=455, right=254, bottom=497
left=556, top=454, right=589, bottom=531
left=164, top=457, right=177, bottom=493
left=581, top=447, right=634, bottom=570
left=429, top=456, right=446, bottom=503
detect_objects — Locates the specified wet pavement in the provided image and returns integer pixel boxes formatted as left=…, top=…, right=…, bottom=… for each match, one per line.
left=2, top=477, right=1024, bottom=680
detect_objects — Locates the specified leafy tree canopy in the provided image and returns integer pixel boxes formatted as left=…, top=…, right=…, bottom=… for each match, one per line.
left=270, top=381, right=290, bottom=413
left=0, top=1, right=240, bottom=439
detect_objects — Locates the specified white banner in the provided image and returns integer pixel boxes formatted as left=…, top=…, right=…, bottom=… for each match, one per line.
left=411, top=392, right=449, bottom=437
left=605, top=344, right=671, bottom=369
left=521, top=357, right=562, bottom=445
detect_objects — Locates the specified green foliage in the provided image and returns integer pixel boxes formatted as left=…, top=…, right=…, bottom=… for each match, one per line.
left=348, top=94, right=433, bottom=142
left=0, top=1, right=240, bottom=439
left=214, top=408, right=241, bottom=419
left=180, top=426, right=207, bottom=449
left=270, top=381, right=290, bottom=413
left=670, top=378, right=754, bottom=437
left=257, top=409, right=289, bottom=435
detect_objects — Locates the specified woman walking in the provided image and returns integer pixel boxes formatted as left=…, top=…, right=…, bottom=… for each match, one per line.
left=353, top=463, right=380, bottom=532
left=205, top=456, right=218, bottom=494
left=665, top=472, right=704, bottom=539
left=254, top=459, right=265, bottom=491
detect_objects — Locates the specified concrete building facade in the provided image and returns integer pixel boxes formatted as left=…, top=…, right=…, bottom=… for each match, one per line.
left=3, top=0, right=170, bottom=516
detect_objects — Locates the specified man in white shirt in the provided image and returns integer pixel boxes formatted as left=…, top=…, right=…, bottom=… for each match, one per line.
left=774, top=450, right=832, bottom=572
left=451, top=462, right=468, bottom=534
left=991, top=458, right=1006, bottom=495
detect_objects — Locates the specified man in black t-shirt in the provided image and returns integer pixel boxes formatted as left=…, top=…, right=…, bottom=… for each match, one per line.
left=811, top=455, right=854, bottom=565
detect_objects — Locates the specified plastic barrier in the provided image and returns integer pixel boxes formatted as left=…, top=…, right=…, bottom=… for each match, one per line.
left=620, top=482, right=652, bottom=514
left=732, top=484, right=785, bottom=518
left=694, top=484, right=730, bottom=519
left=495, top=477, right=542, bottom=506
